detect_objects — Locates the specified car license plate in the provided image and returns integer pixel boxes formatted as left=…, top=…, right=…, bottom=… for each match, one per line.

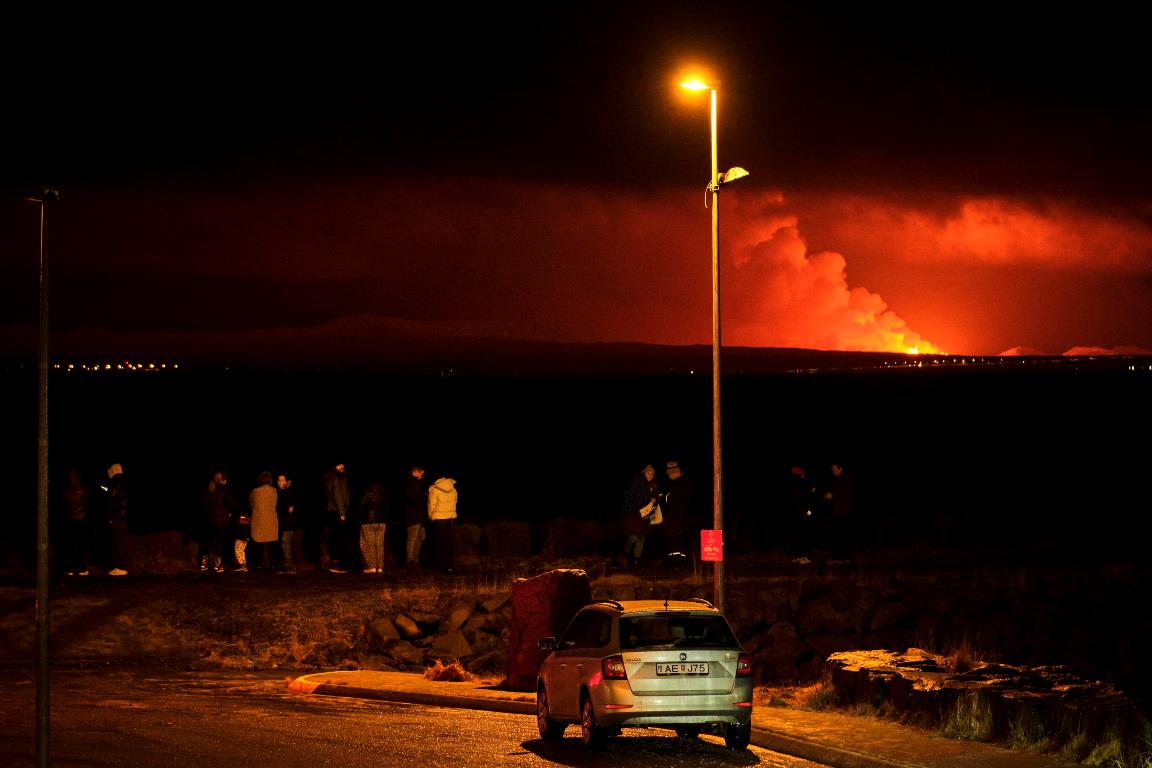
left=656, top=662, right=708, bottom=675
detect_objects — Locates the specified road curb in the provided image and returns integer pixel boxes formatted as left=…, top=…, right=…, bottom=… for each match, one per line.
left=290, top=679, right=537, bottom=716
left=751, top=727, right=916, bottom=768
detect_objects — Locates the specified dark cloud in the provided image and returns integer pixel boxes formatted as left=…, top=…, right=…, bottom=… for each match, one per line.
left=2, top=3, right=1150, bottom=360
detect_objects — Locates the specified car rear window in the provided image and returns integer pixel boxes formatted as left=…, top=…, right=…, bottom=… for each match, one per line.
left=619, top=614, right=736, bottom=649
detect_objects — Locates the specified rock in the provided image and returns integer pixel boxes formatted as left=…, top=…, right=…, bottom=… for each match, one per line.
left=427, top=629, right=473, bottom=662
left=504, top=568, right=592, bottom=691
left=465, top=651, right=507, bottom=675
left=825, top=648, right=1149, bottom=753
left=480, top=595, right=509, bottom=612
left=445, top=600, right=475, bottom=631
left=388, top=640, right=426, bottom=668
left=393, top=614, right=422, bottom=640
left=364, top=617, right=400, bottom=651
left=754, top=621, right=810, bottom=680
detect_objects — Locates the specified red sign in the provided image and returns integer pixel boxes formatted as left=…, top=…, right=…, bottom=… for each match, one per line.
left=700, top=529, right=723, bottom=562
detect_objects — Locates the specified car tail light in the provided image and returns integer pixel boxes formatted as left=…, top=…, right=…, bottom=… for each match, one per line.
left=602, top=655, right=627, bottom=680
left=736, top=653, right=751, bottom=677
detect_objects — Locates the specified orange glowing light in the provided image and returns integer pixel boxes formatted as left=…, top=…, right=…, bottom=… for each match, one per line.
left=679, top=79, right=711, bottom=91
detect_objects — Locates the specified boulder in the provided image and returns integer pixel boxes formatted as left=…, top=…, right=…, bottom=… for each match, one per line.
left=824, top=648, right=1149, bottom=752
left=427, top=629, right=473, bottom=662
left=393, top=613, right=423, bottom=640
left=388, top=640, right=426, bottom=668
left=504, top=568, right=592, bottom=691
left=364, top=617, right=400, bottom=651
left=445, top=600, right=476, bottom=631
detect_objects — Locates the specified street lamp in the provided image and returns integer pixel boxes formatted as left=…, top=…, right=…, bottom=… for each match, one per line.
left=24, top=186, right=58, bottom=768
left=679, top=79, right=747, bottom=613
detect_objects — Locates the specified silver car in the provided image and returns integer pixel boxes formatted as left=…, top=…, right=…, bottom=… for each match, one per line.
left=535, top=598, right=753, bottom=749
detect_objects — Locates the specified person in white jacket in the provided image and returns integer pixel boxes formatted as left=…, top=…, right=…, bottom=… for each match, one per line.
left=427, top=475, right=458, bottom=572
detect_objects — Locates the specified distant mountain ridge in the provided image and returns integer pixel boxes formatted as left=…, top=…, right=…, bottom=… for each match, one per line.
left=2, top=317, right=1142, bottom=376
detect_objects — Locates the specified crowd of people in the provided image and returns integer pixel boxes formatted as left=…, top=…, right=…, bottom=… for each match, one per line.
left=51, top=461, right=458, bottom=577
left=614, top=458, right=859, bottom=569
left=49, top=455, right=857, bottom=578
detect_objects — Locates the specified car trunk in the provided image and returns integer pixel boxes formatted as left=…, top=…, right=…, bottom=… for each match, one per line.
left=621, top=651, right=739, bottom=695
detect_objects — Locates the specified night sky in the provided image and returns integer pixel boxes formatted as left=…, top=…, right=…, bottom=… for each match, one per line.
left=3, top=3, right=1150, bottom=362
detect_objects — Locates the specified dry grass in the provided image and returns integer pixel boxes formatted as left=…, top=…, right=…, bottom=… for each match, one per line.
left=942, top=633, right=988, bottom=673
left=424, top=658, right=476, bottom=682
left=754, top=681, right=825, bottom=709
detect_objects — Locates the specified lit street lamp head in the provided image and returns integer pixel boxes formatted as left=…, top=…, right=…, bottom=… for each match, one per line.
left=679, top=79, right=719, bottom=91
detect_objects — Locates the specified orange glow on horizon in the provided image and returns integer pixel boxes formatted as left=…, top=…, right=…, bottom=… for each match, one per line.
left=43, top=175, right=1144, bottom=360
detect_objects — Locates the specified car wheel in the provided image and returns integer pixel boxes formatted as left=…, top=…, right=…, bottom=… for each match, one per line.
left=724, top=721, right=751, bottom=750
left=580, top=694, right=608, bottom=749
left=674, top=726, right=700, bottom=740
left=536, top=686, right=565, bottom=740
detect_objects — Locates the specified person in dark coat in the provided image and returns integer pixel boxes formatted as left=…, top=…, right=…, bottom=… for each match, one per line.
left=787, top=465, right=818, bottom=558
left=402, top=464, right=427, bottom=569
left=200, top=470, right=239, bottom=573
left=58, top=466, right=92, bottom=577
left=819, top=462, right=857, bottom=561
left=655, top=460, right=695, bottom=564
left=618, top=463, right=659, bottom=569
left=275, top=472, right=299, bottom=571
left=321, top=462, right=352, bottom=572
left=98, top=463, right=131, bottom=576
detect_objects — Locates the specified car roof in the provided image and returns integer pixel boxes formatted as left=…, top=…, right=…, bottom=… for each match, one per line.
left=585, top=598, right=720, bottom=615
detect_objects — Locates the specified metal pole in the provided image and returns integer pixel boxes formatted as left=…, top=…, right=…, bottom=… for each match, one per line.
left=29, top=187, right=58, bottom=768
left=709, top=87, right=724, bottom=613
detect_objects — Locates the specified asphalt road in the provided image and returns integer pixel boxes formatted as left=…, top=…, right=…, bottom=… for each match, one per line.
left=0, top=668, right=825, bottom=768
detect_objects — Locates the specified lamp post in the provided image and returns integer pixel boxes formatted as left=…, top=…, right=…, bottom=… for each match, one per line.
left=25, top=186, right=58, bottom=768
left=679, top=79, right=747, bottom=613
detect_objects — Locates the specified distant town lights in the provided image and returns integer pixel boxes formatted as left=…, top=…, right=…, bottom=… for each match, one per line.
left=53, top=361, right=178, bottom=372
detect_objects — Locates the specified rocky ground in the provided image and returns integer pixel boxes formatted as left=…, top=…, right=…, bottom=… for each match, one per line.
left=3, top=549, right=1150, bottom=766
left=0, top=558, right=833, bottom=706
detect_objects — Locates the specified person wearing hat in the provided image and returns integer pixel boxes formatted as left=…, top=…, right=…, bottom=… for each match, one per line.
left=655, top=460, right=695, bottom=566
left=99, top=463, right=131, bottom=576
left=321, top=462, right=352, bottom=572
